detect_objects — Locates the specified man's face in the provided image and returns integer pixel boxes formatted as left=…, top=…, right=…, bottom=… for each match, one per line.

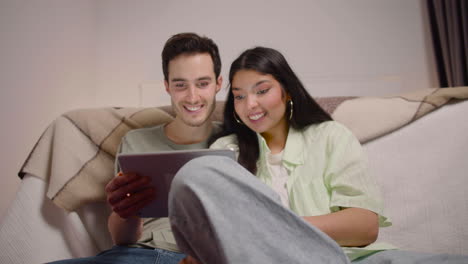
left=165, top=53, right=222, bottom=127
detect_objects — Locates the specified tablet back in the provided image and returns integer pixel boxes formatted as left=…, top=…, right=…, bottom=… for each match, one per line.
left=117, top=149, right=236, bottom=217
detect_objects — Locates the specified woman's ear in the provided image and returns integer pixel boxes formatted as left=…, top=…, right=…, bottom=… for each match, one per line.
left=281, top=87, right=291, bottom=101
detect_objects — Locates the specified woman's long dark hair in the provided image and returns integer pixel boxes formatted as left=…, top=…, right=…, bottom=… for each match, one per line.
left=214, top=47, right=332, bottom=174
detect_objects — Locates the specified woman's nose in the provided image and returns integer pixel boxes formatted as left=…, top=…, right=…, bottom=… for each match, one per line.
left=247, top=96, right=259, bottom=109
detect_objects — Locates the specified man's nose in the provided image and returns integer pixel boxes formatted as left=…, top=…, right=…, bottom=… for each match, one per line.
left=186, top=85, right=200, bottom=103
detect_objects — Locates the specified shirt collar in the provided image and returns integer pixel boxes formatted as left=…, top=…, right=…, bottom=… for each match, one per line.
left=256, top=126, right=306, bottom=168
left=283, top=127, right=305, bottom=166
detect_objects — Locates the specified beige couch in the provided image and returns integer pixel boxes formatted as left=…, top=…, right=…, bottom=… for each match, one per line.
left=1, top=89, right=467, bottom=263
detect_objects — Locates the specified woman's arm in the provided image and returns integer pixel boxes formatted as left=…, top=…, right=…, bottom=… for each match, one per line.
left=303, top=207, right=379, bottom=247
left=311, top=123, right=382, bottom=247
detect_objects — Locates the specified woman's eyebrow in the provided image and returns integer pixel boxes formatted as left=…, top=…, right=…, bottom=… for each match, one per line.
left=253, top=80, right=269, bottom=88
left=232, top=80, right=270, bottom=91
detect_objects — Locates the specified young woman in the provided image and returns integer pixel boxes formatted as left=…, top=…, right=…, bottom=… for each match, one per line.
left=169, top=47, right=467, bottom=264
left=214, top=46, right=387, bottom=247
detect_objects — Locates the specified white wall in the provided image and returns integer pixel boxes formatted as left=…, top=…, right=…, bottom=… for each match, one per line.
left=0, top=0, right=97, bottom=221
left=94, top=0, right=437, bottom=107
left=0, top=0, right=437, bottom=222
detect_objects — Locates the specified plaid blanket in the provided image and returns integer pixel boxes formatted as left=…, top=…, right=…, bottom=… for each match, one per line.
left=18, top=87, right=468, bottom=211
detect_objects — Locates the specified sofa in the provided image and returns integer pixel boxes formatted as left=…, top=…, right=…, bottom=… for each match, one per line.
left=1, top=87, right=467, bottom=263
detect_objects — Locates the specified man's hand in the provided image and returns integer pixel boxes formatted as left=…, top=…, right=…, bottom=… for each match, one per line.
left=179, top=255, right=201, bottom=264
left=105, top=172, right=156, bottom=219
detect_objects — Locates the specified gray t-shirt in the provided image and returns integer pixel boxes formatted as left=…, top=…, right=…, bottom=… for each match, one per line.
left=116, top=122, right=222, bottom=252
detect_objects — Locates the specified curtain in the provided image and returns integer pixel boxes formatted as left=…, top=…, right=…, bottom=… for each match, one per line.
left=427, top=0, right=468, bottom=87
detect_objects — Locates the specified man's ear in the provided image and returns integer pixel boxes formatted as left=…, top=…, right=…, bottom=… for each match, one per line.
left=215, top=76, right=223, bottom=93
left=164, top=80, right=170, bottom=94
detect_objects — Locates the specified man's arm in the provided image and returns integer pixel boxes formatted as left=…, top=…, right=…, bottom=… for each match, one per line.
left=105, top=172, right=155, bottom=245
left=108, top=212, right=143, bottom=245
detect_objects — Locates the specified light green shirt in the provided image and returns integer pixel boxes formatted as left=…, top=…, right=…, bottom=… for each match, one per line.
left=210, top=121, right=395, bottom=261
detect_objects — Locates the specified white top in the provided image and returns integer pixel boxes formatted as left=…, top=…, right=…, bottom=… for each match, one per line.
left=266, top=150, right=290, bottom=208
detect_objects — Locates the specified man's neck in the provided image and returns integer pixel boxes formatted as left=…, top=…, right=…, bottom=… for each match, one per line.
left=164, top=119, right=213, bottom=145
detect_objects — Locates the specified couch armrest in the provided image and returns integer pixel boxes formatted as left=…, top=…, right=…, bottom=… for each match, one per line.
left=0, top=174, right=101, bottom=263
left=364, top=100, right=468, bottom=255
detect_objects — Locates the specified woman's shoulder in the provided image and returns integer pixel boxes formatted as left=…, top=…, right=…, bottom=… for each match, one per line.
left=301, top=121, right=362, bottom=152
left=303, top=120, right=352, bottom=137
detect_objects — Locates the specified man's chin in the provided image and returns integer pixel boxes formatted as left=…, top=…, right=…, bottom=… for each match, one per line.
left=176, top=103, right=215, bottom=127
left=184, top=121, right=208, bottom=127
left=181, top=116, right=209, bottom=127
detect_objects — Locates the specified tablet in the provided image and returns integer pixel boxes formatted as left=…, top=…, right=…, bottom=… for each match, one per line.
left=117, top=149, right=236, bottom=218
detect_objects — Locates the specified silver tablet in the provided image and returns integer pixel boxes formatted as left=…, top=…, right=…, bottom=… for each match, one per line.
left=117, top=149, right=236, bottom=217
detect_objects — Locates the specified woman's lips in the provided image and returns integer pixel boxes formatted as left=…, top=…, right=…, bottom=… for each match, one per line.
left=248, top=112, right=265, bottom=121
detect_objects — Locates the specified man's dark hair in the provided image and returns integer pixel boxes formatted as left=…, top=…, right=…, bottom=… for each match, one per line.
left=162, top=32, right=221, bottom=81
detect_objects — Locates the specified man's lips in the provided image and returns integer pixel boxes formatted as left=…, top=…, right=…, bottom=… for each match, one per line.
left=184, top=105, right=203, bottom=112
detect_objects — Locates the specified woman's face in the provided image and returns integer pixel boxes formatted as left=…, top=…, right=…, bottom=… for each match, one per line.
left=231, top=69, right=289, bottom=137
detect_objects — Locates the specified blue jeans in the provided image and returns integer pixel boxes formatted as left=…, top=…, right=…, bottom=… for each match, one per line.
left=47, top=246, right=185, bottom=264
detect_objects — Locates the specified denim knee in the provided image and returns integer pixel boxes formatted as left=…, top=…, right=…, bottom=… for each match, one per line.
left=172, top=155, right=232, bottom=189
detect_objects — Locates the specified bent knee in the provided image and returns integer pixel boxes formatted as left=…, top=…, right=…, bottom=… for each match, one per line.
left=182, top=155, right=232, bottom=173
left=171, top=156, right=233, bottom=192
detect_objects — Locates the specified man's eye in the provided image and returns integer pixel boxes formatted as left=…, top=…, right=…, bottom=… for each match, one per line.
left=175, top=83, right=186, bottom=88
left=197, top=82, right=209, bottom=88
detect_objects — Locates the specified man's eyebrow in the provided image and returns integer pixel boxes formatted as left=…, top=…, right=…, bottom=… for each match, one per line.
left=197, top=76, right=212, bottom=81
left=170, top=76, right=212, bottom=82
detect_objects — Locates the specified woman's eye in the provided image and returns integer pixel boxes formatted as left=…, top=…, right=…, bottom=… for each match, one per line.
left=257, top=88, right=269, bottom=95
left=234, top=95, right=245, bottom=100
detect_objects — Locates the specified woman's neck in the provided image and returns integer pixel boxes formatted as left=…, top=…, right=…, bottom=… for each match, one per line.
left=261, top=122, right=289, bottom=154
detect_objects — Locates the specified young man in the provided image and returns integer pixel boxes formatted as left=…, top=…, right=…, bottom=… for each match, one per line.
left=48, top=32, right=222, bottom=264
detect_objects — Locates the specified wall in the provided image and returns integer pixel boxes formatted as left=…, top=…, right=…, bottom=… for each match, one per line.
left=0, top=0, right=436, bottom=222
left=94, top=0, right=437, bottom=107
left=0, top=0, right=97, bottom=221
